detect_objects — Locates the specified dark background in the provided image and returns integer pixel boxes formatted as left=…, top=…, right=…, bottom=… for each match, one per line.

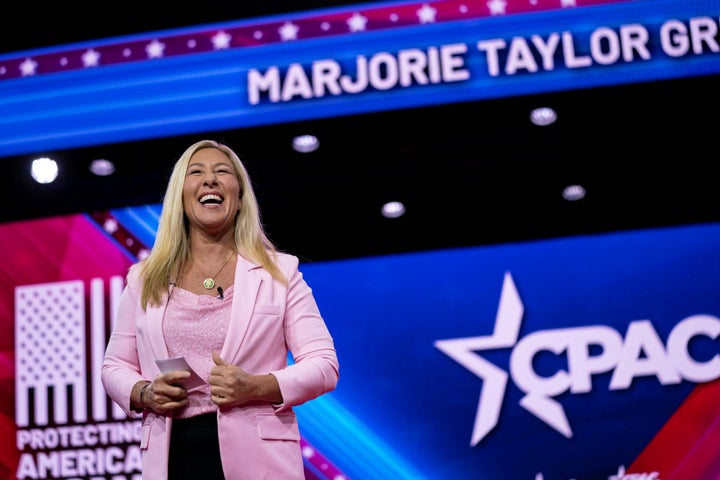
left=1, top=1, right=718, bottom=262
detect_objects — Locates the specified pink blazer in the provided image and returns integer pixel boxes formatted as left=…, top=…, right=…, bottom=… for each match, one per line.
left=101, top=253, right=339, bottom=479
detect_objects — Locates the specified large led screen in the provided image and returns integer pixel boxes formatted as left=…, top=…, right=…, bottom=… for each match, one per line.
left=1, top=0, right=718, bottom=157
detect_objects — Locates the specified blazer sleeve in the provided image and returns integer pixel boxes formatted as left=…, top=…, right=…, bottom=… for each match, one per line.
left=270, top=254, right=339, bottom=409
left=100, top=265, right=147, bottom=417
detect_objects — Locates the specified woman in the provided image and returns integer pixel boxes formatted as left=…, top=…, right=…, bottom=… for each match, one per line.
left=101, top=139, right=339, bottom=479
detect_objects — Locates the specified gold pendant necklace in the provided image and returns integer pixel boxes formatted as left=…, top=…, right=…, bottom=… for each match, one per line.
left=197, top=251, right=234, bottom=290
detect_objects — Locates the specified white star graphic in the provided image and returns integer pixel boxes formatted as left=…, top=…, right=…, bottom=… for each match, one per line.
left=145, top=39, right=166, bottom=59
left=434, top=272, right=524, bottom=446
left=347, top=12, right=368, bottom=32
left=81, top=49, right=101, bottom=67
left=487, top=0, right=507, bottom=15
left=561, top=0, right=577, bottom=6
left=608, top=465, right=628, bottom=480
left=211, top=30, right=232, bottom=49
left=19, top=57, right=38, bottom=76
left=103, top=218, right=118, bottom=234
left=417, top=4, right=437, bottom=24
left=279, top=22, right=299, bottom=41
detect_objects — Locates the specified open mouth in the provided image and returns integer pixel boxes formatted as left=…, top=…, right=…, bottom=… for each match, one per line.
left=199, top=193, right=223, bottom=205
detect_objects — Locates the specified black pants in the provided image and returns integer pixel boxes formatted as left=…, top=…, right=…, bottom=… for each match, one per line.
left=168, top=413, right=224, bottom=479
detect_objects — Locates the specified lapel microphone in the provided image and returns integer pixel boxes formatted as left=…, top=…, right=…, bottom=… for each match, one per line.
left=217, top=286, right=224, bottom=299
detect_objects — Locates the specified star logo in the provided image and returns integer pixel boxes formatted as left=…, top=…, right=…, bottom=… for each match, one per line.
left=81, top=49, right=101, bottom=67
left=487, top=0, right=508, bottom=15
left=19, top=58, right=38, bottom=76
left=211, top=31, right=232, bottom=50
left=347, top=13, right=368, bottom=32
left=436, top=270, right=704, bottom=445
left=145, top=39, right=166, bottom=59
left=417, top=4, right=437, bottom=24
left=279, top=22, right=300, bottom=41
left=434, top=271, right=523, bottom=446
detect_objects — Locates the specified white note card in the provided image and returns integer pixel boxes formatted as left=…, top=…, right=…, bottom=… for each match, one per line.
left=155, top=356, right=206, bottom=390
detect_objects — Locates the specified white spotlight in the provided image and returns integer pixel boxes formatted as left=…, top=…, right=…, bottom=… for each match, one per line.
left=381, top=201, right=406, bottom=218
left=530, top=107, right=557, bottom=126
left=31, top=157, right=59, bottom=184
left=562, top=184, right=586, bottom=201
left=292, top=134, right=319, bottom=153
left=90, top=158, right=115, bottom=176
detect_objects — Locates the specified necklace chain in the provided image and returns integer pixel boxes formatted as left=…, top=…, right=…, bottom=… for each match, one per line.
left=197, top=251, right=234, bottom=290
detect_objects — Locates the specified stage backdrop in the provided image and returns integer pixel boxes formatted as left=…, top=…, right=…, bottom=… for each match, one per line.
left=1, top=205, right=719, bottom=480
left=1, top=0, right=718, bottom=157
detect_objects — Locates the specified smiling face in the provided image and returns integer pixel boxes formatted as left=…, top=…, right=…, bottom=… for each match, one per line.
left=182, top=147, right=241, bottom=238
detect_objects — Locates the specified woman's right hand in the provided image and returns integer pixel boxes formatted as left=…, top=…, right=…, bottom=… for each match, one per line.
left=141, top=371, right=190, bottom=413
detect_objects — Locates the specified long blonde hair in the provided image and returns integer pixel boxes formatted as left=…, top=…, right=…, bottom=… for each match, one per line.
left=139, top=139, right=286, bottom=309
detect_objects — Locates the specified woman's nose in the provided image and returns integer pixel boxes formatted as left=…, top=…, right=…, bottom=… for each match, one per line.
left=203, top=173, right=218, bottom=185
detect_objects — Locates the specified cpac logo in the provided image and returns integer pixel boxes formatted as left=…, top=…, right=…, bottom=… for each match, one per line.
left=434, top=271, right=720, bottom=446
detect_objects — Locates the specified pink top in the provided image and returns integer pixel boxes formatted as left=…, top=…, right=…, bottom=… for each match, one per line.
left=163, top=285, right=234, bottom=418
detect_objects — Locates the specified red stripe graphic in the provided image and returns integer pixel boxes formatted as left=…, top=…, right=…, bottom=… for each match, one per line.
left=0, top=0, right=636, bottom=82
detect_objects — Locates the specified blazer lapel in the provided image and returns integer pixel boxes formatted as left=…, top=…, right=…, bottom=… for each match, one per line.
left=222, top=255, right=262, bottom=362
left=145, top=291, right=171, bottom=362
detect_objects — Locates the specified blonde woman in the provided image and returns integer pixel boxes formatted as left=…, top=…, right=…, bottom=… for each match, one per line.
left=102, top=139, right=339, bottom=479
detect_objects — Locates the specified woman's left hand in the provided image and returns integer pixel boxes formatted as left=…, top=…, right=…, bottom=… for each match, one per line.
left=209, top=351, right=282, bottom=407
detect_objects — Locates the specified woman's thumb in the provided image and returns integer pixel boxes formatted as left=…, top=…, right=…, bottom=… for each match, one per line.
left=212, top=351, right=228, bottom=365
